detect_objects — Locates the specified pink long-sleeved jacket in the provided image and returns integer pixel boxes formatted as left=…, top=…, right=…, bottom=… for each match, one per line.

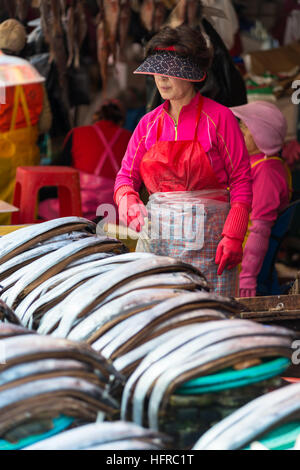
left=114, top=92, right=252, bottom=207
left=239, top=152, right=290, bottom=295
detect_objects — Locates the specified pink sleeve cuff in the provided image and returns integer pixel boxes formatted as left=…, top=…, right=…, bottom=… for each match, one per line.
left=239, top=219, right=273, bottom=291
left=222, top=202, right=251, bottom=241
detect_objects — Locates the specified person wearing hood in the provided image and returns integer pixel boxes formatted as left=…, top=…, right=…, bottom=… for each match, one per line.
left=231, top=101, right=292, bottom=298
left=114, top=26, right=252, bottom=296
left=0, top=19, right=52, bottom=224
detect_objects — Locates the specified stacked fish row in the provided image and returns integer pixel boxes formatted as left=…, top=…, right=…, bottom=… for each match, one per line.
left=0, top=217, right=297, bottom=449
left=193, top=382, right=300, bottom=450
left=24, top=421, right=170, bottom=451
left=120, top=319, right=296, bottom=430
left=34, top=258, right=210, bottom=340
left=0, top=322, right=123, bottom=443
left=0, top=218, right=214, bottom=344
left=0, top=217, right=127, bottom=328
left=87, top=292, right=241, bottom=375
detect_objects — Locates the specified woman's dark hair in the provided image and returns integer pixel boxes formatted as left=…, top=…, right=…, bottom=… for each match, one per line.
left=145, top=25, right=213, bottom=72
left=94, top=99, right=125, bottom=125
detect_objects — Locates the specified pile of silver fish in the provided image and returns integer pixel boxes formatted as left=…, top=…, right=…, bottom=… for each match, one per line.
left=0, top=218, right=217, bottom=344
left=24, top=421, right=169, bottom=451
left=120, top=319, right=296, bottom=430
left=0, top=217, right=297, bottom=449
left=192, top=382, right=300, bottom=450
left=0, top=217, right=125, bottom=325
left=0, top=322, right=123, bottom=443
left=88, top=292, right=242, bottom=374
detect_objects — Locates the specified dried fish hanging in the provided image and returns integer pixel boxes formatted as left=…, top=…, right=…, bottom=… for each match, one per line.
left=3, top=0, right=16, bottom=19
left=40, top=0, right=70, bottom=125
left=153, top=1, right=167, bottom=32
left=96, top=8, right=110, bottom=92
left=95, top=0, right=123, bottom=92
left=62, top=2, right=75, bottom=68
left=118, top=0, right=131, bottom=54
left=62, top=0, right=88, bottom=70
left=103, top=0, right=121, bottom=64
left=74, top=0, right=88, bottom=68
left=15, top=0, right=31, bottom=22
left=39, top=1, right=87, bottom=118
left=94, top=0, right=169, bottom=89
left=140, top=0, right=156, bottom=31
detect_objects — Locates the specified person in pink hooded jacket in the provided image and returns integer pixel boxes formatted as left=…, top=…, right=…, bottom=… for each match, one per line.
left=231, top=101, right=292, bottom=298
left=114, top=26, right=252, bottom=295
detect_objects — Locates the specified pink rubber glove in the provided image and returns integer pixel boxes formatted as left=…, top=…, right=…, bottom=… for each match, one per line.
left=239, top=219, right=273, bottom=297
left=282, top=140, right=300, bottom=168
left=215, top=202, right=250, bottom=276
left=115, top=185, right=147, bottom=233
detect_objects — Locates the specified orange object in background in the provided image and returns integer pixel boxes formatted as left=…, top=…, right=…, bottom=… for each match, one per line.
left=0, top=83, right=43, bottom=132
left=0, top=85, right=41, bottom=225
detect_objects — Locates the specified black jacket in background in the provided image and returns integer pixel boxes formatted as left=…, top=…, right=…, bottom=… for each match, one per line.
left=200, top=18, right=247, bottom=107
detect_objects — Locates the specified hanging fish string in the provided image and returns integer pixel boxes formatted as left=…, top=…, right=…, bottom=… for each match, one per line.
left=39, top=0, right=70, bottom=126
left=37, top=0, right=88, bottom=126
left=94, top=0, right=196, bottom=94
left=36, top=0, right=209, bottom=99
left=2, top=0, right=31, bottom=22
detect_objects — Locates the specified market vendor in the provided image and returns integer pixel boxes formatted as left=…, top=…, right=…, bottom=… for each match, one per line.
left=114, top=26, right=252, bottom=296
left=0, top=19, right=52, bottom=225
left=231, top=101, right=292, bottom=298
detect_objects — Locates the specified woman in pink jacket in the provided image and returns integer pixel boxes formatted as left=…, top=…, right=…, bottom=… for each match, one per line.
left=114, top=26, right=252, bottom=296
left=231, top=101, right=292, bottom=297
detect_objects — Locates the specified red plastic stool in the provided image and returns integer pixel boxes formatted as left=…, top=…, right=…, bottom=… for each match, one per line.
left=12, top=166, right=82, bottom=224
